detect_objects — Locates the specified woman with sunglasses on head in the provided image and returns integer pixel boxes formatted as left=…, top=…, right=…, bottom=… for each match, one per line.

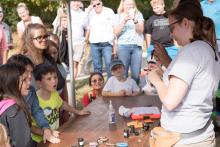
left=146, top=2, right=220, bottom=146
left=82, top=72, right=104, bottom=107
left=113, top=0, right=144, bottom=84
left=20, top=23, right=65, bottom=97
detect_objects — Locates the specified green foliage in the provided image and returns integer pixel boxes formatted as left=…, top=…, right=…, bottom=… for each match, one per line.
left=1, top=0, right=59, bottom=31
left=1, top=0, right=174, bottom=31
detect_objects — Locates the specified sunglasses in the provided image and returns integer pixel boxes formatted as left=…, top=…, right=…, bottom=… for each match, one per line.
left=32, top=34, right=49, bottom=42
left=93, top=2, right=101, bottom=8
left=0, top=11, right=3, bottom=13
left=91, top=78, right=103, bottom=83
left=168, top=19, right=181, bottom=32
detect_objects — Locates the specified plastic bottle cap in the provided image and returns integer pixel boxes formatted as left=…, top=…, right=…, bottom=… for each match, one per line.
left=116, top=142, right=128, bottom=147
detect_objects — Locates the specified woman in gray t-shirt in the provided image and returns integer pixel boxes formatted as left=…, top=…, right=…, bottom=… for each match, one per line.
left=147, top=2, right=220, bottom=146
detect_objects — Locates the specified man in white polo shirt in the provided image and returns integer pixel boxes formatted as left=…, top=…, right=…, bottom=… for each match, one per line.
left=86, top=0, right=115, bottom=77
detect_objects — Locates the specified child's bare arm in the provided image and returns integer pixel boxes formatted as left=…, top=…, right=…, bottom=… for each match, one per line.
left=146, top=34, right=151, bottom=49
left=43, top=129, right=60, bottom=144
left=62, top=101, right=90, bottom=115
left=31, top=126, right=43, bottom=135
left=124, top=90, right=139, bottom=96
left=31, top=126, right=61, bottom=143
left=102, top=90, right=126, bottom=97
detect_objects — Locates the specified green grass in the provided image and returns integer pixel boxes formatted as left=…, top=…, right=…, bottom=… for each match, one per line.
left=75, top=78, right=90, bottom=109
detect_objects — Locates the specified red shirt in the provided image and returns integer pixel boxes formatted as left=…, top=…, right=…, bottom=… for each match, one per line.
left=82, top=90, right=96, bottom=107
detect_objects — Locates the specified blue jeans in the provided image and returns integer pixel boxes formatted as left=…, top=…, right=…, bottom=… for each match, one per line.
left=90, top=42, right=112, bottom=78
left=117, top=44, right=142, bottom=84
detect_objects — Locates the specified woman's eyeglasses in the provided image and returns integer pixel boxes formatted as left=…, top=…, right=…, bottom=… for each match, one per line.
left=91, top=78, right=103, bottom=83
left=32, top=35, right=49, bottom=42
left=93, top=2, right=101, bottom=8
left=168, top=19, right=181, bottom=32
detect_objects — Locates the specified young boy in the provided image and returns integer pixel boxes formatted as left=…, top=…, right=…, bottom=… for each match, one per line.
left=102, top=59, right=140, bottom=97
left=144, top=0, right=178, bottom=60
left=7, top=54, right=60, bottom=144
left=32, top=63, right=90, bottom=143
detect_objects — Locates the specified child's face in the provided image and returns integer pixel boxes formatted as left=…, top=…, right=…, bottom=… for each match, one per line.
left=90, top=74, right=104, bottom=90
left=111, top=65, right=124, bottom=77
left=39, top=72, right=58, bottom=92
left=48, top=46, right=58, bottom=62
left=49, top=37, right=59, bottom=46
left=19, top=72, right=31, bottom=96
left=61, top=17, right=67, bottom=29
left=70, top=1, right=80, bottom=11
left=152, top=4, right=164, bottom=15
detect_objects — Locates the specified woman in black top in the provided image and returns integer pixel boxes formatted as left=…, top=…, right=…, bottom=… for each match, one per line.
left=20, top=23, right=65, bottom=91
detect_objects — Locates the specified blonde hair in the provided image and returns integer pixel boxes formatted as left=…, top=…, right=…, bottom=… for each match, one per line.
left=57, top=6, right=67, bottom=18
left=150, top=0, right=164, bottom=7
left=16, top=2, right=28, bottom=11
left=20, top=23, right=48, bottom=65
left=0, top=124, right=9, bottom=146
left=117, top=0, right=138, bottom=14
left=60, top=12, right=67, bottom=19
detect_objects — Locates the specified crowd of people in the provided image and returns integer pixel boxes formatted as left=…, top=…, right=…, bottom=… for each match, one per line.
left=0, top=0, right=220, bottom=147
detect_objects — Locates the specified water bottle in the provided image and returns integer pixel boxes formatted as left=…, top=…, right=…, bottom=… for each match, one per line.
left=108, top=100, right=116, bottom=124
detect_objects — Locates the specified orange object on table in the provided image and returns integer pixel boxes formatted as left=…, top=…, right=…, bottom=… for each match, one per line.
left=131, top=113, right=161, bottom=120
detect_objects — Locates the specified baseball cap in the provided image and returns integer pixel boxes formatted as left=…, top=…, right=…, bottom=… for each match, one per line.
left=110, top=59, right=124, bottom=71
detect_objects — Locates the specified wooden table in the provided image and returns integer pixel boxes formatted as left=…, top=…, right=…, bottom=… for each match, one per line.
left=40, top=95, right=161, bottom=147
